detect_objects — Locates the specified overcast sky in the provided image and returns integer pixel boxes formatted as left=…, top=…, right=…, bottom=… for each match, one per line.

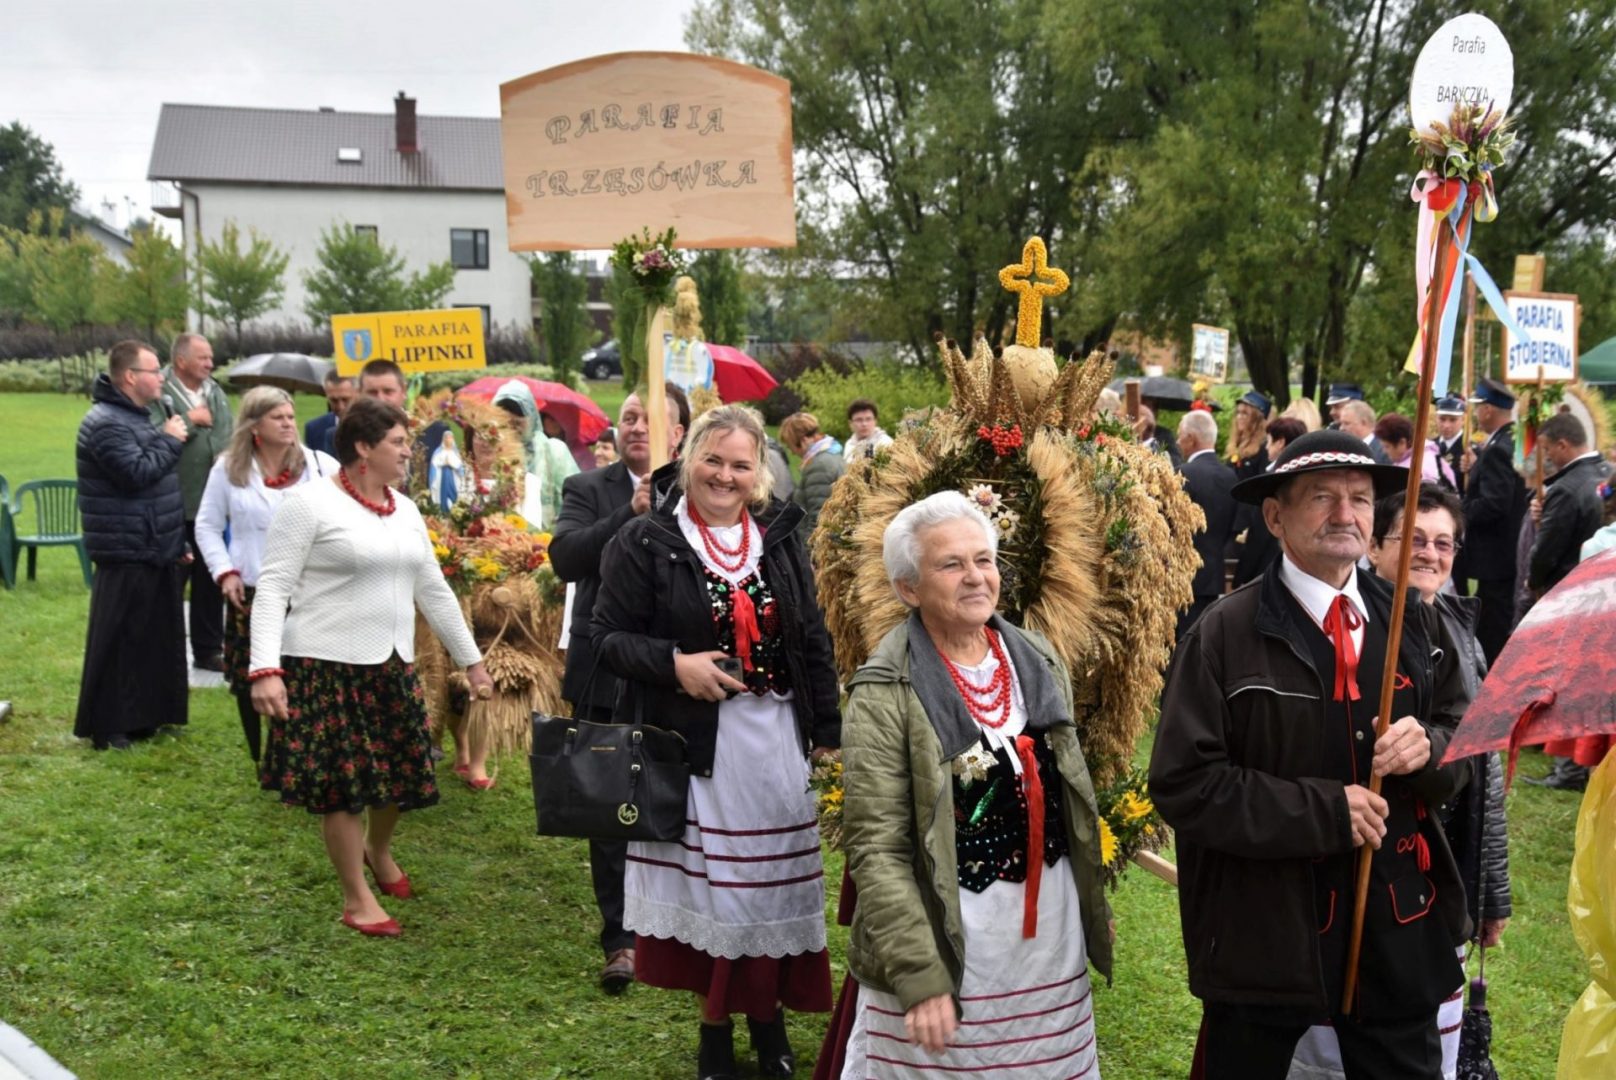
left=4, top=0, right=699, bottom=233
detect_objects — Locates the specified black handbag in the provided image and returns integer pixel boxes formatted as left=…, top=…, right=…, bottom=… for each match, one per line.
left=529, top=684, right=689, bottom=842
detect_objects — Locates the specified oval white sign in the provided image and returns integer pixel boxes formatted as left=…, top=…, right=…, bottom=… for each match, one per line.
left=1408, top=12, right=1513, bottom=136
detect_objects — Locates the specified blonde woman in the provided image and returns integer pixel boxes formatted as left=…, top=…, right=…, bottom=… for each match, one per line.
left=196, top=386, right=338, bottom=762
left=591, top=405, right=842, bottom=1079
left=1281, top=395, right=1323, bottom=432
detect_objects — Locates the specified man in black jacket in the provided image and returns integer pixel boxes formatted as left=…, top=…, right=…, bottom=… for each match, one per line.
left=1175, top=409, right=1237, bottom=637
left=1150, top=430, right=1471, bottom=1079
left=549, top=387, right=686, bottom=992
left=1432, top=395, right=1467, bottom=496
left=1458, top=378, right=1527, bottom=665
left=74, top=340, right=191, bottom=749
left=1528, top=412, right=1610, bottom=598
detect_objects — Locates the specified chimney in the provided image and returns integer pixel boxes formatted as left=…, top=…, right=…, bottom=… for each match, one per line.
left=394, top=91, right=418, bottom=154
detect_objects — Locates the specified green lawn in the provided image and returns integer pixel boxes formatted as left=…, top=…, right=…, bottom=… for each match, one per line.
left=0, top=389, right=1586, bottom=1077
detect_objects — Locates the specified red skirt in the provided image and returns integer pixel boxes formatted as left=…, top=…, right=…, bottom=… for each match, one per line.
left=1543, top=734, right=1615, bottom=768
left=635, top=934, right=832, bottom=1022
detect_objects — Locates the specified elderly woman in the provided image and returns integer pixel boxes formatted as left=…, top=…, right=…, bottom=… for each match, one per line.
left=591, top=404, right=842, bottom=1080
left=250, top=396, right=492, bottom=937
left=837, top=491, right=1113, bottom=1078
left=195, top=386, right=339, bottom=763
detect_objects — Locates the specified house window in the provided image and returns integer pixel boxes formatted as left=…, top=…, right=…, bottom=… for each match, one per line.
left=353, top=225, right=378, bottom=242
left=451, top=228, right=489, bottom=270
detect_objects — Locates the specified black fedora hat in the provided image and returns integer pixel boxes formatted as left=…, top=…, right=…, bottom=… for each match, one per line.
left=1231, top=429, right=1409, bottom=505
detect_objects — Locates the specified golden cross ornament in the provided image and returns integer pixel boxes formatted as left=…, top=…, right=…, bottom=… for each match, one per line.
left=998, top=237, right=1070, bottom=348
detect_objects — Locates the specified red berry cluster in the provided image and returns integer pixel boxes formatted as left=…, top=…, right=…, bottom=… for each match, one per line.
left=977, top=423, right=1025, bottom=457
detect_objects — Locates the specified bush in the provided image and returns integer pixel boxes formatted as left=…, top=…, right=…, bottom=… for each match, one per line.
left=414, top=363, right=560, bottom=397
left=0, top=323, right=139, bottom=361
left=789, top=361, right=950, bottom=441
left=0, top=354, right=104, bottom=394
left=756, top=343, right=856, bottom=425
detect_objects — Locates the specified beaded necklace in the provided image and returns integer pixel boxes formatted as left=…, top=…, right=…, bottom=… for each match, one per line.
left=940, top=628, right=1013, bottom=729
left=338, top=467, right=396, bottom=516
left=260, top=457, right=297, bottom=489
left=687, top=500, right=751, bottom=574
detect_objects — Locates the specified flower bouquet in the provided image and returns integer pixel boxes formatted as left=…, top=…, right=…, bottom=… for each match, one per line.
left=609, top=226, right=687, bottom=300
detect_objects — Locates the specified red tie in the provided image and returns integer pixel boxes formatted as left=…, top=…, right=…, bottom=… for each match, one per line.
left=1323, top=595, right=1362, bottom=703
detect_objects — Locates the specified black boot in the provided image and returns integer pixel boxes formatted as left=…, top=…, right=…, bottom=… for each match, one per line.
left=697, top=1020, right=737, bottom=1080
left=1525, top=757, right=1590, bottom=791
left=747, top=1008, right=796, bottom=1078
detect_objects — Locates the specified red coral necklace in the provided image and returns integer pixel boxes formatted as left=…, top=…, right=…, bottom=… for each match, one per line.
left=941, top=628, right=1013, bottom=729
left=339, top=467, right=396, bottom=516
left=687, top=500, right=751, bottom=573
left=260, top=457, right=297, bottom=489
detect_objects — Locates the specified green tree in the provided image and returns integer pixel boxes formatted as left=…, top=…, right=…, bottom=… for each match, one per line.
left=689, top=250, right=748, bottom=346
left=604, top=264, right=650, bottom=389
left=196, top=220, right=289, bottom=351
left=302, top=223, right=455, bottom=325
left=103, top=226, right=188, bottom=345
left=532, top=252, right=594, bottom=388
left=0, top=122, right=81, bottom=233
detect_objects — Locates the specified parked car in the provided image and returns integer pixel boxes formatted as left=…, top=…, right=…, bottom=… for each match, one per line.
left=581, top=340, right=621, bottom=381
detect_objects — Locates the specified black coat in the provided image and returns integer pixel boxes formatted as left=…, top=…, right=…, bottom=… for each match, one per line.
left=1458, top=423, right=1526, bottom=584
left=1230, top=447, right=1276, bottom=587
left=1435, top=435, right=1466, bottom=496
left=1149, top=566, right=1472, bottom=1016
left=590, top=492, right=842, bottom=776
left=75, top=374, right=185, bottom=565
left=1180, top=451, right=1238, bottom=598
left=1529, top=453, right=1612, bottom=594
left=550, top=459, right=641, bottom=713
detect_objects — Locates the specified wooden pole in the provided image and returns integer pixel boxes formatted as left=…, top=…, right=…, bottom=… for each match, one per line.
left=645, top=306, right=672, bottom=470
left=1341, top=214, right=1456, bottom=1014
left=1534, top=367, right=1547, bottom=501
left=1461, top=273, right=1478, bottom=451
left=1125, top=380, right=1142, bottom=423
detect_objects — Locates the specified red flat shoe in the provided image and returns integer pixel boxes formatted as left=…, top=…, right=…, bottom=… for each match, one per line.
left=341, top=912, right=401, bottom=938
left=451, top=763, right=471, bottom=778
left=364, top=853, right=413, bottom=900
left=466, top=776, right=495, bottom=791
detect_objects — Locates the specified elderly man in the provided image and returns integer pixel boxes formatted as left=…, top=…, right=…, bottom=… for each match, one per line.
left=1325, top=384, right=1365, bottom=429
left=77, top=340, right=191, bottom=748
left=150, top=333, right=231, bottom=671
left=304, top=370, right=355, bottom=457
left=1457, top=378, right=1527, bottom=663
left=549, top=385, right=687, bottom=993
left=1337, top=400, right=1392, bottom=465
left=1150, top=429, right=1471, bottom=1079
left=1176, top=409, right=1237, bottom=636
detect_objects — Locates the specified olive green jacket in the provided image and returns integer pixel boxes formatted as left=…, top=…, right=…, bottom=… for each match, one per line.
left=841, top=619, right=1114, bottom=1014
left=148, top=370, right=232, bottom=519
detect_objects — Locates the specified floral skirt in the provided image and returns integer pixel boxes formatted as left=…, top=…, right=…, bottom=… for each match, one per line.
left=259, top=654, right=440, bottom=815
left=221, top=586, right=255, bottom=696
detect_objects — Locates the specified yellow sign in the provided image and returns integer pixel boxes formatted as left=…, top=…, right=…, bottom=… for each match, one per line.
left=330, top=309, right=487, bottom=376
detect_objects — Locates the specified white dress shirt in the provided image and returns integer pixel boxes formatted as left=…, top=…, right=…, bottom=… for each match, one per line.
left=1277, top=553, right=1367, bottom=656
left=195, top=448, right=339, bottom=587
left=249, top=478, right=481, bottom=671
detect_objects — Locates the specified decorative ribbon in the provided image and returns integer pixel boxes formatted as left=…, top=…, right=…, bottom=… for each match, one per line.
left=1014, top=734, right=1044, bottom=940
left=1405, top=171, right=1531, bottom=395
left=732, top=585, right=760, bottom=674
left=1503, top=692, right=1558, bottom=791
left=1323, top=595, right=1363, bottom=703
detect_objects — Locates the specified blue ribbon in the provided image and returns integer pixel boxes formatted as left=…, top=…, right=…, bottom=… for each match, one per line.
left=1426, top=188, right=1533, bottom=397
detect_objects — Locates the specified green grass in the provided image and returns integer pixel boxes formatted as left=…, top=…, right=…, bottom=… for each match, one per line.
left=0, top=390, right=1585, bottom=1077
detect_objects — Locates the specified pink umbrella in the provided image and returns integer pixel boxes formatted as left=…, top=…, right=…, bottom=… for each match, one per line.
left=707, top=344, right=779, bottom=402
left=456, top=375, right=611, bottom=446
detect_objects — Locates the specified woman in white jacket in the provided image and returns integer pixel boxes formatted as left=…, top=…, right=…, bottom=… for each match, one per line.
left=196, top=387, right=339, bottom=762
left=250, top=396, right=492, bottom=938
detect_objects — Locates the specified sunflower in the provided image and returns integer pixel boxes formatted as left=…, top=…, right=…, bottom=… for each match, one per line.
left=1118, top=791, right=1154, bottom=823
left=1098, top=816, right=1120, bottom=866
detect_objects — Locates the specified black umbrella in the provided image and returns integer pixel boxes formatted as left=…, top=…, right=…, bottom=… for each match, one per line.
left=1455, top=950, right=1499, bottom=1080
left=1106, top=375, right=1219, bottom=412
left=226, top=353, right=334, bottom=394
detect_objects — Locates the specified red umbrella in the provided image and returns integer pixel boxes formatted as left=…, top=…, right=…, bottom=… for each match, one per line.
left=707, top=344, right=779, bottom=402
left=1442, top=548, right=1616, bottom=785
left=455, top=375, right=610, bottom=446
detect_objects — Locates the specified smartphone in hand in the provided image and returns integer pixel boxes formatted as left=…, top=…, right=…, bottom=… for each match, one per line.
left=715, top=656, right=745, bottom=698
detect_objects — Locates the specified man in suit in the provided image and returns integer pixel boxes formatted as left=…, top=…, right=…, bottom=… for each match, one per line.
left=549, top=387, right=687, bottom=993
left=1432, top=395, right=1467, bottom=496
left=1338, top=399, right=1393, bottom=465
left=1176, top=409, right=1238, bottom=638
left=304, top=370, right=355, bottom=458
left=1459, top=377, right=1528, bottom=665
left=1325, top=383, right=1365, bottom=429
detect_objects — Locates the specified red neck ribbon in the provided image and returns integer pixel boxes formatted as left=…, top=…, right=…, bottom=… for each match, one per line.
left=731, top=586, right=760, bottom=674
left=1015, top=734, right=1044, bottom=939
left=1323, top=594, right=1362, bottom=703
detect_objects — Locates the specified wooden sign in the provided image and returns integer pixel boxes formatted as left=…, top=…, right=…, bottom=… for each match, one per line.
left=1189, top=324, right=1229, bottom=383
left=499, top=52, right=797, bottom=251
left=1512, top=253, right=1546, bottom=292
left=1501, top=291, right=1580, bottom=384
left=330, top=309, right=487, bottom=376
left=1408, top=13, right=1513, bottom=138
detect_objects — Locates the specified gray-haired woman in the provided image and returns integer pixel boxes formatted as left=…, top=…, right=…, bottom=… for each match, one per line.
left=837, top=491, right=1113, bottom=1078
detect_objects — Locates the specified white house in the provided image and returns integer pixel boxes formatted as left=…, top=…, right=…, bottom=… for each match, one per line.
left=147, top=93, right=533, bottom=334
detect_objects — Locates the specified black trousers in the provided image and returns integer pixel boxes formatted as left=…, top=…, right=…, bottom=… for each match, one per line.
left=233, top=690, right=261, bottom=763
left=184, top=519, right=224, bottom=659
left=579, top=704, right=634, bottom=955
left=1473, top=576, right=1516, bottom=667
left=1200, top=1002, right=1442, bottom=1080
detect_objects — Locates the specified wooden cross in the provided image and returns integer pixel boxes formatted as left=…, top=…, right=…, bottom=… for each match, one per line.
left=998, top=237, right=1070, bottom=348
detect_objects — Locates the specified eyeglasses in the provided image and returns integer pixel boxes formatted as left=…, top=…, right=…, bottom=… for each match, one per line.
left=130, top=366, right=162, bottom=375
left=1384, top=533, right=1461, bottom=556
